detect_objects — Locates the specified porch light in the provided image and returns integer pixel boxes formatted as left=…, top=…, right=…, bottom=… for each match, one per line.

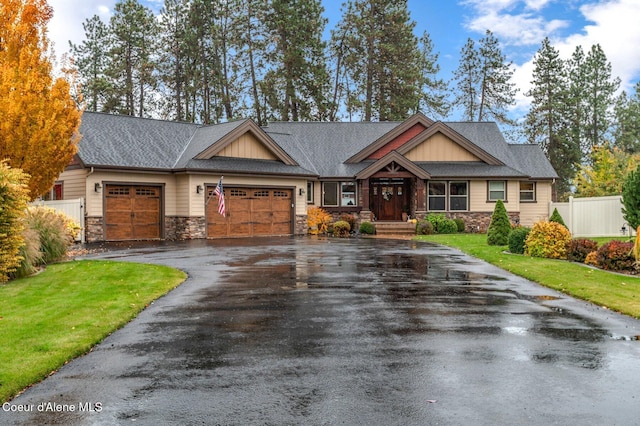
left=621, top=224, right=627, bottom=235
left=94, top=182, right=102, bottom=193
left=196, top=185, right=203, bottom=194
left=299, top=188, right=305, bottom=196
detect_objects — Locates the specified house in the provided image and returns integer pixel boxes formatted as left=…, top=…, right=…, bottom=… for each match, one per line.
left=55, top=112, right=558, bottom=242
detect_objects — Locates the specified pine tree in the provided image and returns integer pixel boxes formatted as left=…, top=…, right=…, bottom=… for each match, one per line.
left=613, top=82, right=640, bottom=155
left=549, top=208, right=567, bottom=229
left=332, top=0, right=424, bottom=121
left=415, top=31, right=449, bottom=118
left=524, top=37, right=579, bottom=197
left=69, top=15, right=111, bottom=112
left=477, top=30, right=518, bottom=124
left=452, top=38, right=480, bottom=121
left=0, top=0, right=82, bottom=198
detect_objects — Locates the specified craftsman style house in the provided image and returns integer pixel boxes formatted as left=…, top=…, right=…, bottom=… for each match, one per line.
left=55, top=112, right=557, bottom=242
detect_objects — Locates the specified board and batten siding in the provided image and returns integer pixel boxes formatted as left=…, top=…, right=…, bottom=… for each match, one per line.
left=405, top=133, right=482, bottom=162
left=217, top=133, right=278, bottom=160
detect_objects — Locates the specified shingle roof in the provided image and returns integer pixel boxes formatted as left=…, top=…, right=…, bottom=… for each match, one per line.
left=76, top=112, right=557, bottom=180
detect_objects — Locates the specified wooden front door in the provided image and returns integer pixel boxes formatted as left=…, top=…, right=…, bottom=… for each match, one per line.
left=206, top=187, right=293, bottom=238
left=371, top=178, right=408, bottom=221
left=104, top=185, right=162, bottom=240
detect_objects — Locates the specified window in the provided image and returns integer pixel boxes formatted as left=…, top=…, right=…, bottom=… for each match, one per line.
left=306, top=182, right=314, bottom=203
left=428, top=182, right=446, bottom=211
left=449, top=182, right=468, bottom=211
left=520, top=181, right=536, bottom=201
left=322, top=182, right=338, bottom=206
left=428, top=181, right=468, bottom=211
left=322, top=181, right=357, bottom=207
left=488, top=181, right=506, bottom=201
left=43, top=182, right=63, bottom=200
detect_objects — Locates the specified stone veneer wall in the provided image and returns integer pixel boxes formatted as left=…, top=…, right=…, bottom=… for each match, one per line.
left=85, top=217, right=104, bottom=243
left=415, top=211, right=520, bottom=233
left=165, top=216, right=206, bottom=240
left=295, top=215, right=308, bottom=235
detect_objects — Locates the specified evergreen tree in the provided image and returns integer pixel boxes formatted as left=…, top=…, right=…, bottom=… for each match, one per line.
left=613, top=82, right=640, bottom=155
left=69, top=15, right=111, bottom=112
left=549, top=208, right=567, bottom=229
left=107, top=0, right=159, bottom=117
left=477, top=30, right=517, bottom=124
left=262, top=0, right=331, bottom=121
left=415, top=31, right=449, bottom=118
left=621, top=165, right=640, bottom=229
left=582, top=44, right=620, bottom=154
left=565, top=46, right=588, bottom=162
left=524, top=37, right=579, bottom=197
left=487, top=199, right=511, bottom=246
left=452, top=38, right=480, bottom=121
left=332, top=0, right=424, bottom=121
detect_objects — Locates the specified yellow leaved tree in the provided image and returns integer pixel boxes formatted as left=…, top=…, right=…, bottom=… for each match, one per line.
left=0, top=0, right=81, bottom=200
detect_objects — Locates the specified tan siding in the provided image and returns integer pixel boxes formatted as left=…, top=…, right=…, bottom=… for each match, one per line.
left=218, top=133, right=278, bottom=160
left=59, top=168, right=88, bottom=199
left=520, top=181, right=552, bottom=227
left=405, top=133, right=482, bottom=162
left=469, top=180, right=519, bottom=212
left=175, top=174, right=192, bottom=216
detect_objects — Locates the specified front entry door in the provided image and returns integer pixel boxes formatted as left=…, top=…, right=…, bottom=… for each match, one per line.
left=371, top=178, right=408, bottom=221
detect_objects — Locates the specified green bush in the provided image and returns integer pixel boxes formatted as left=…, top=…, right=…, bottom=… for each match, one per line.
left=425, top=213, right=446, bottom=232
left=566, top=238, right=599, bottom=263
left=549, top=208, right=567, bottom=229
left=525, top=221, right=572, bottom=259
left=453, top=218, right=465, bottom=233
left=0, top=162, right=30, bottom=282
left=622, top=166, right=640, bottom=230
left=416, top=220, right=434, bottom=235
left=596, top=240, right=636, bottom=272
left=508, top=226, right=531, bottom=254
left=23, top=206, right=76, bottom=264
left=332, top=220, right=351, bottom=237
left=359, top=221, right=375, bottom=235
left=487, top=199, right=511, bottom=246
left=438, top=219, right=458, bottom=234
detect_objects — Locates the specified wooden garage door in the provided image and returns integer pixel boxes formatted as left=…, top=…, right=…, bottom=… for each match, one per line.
left=105, top=185, right=162, bottom=241
left=207, top=187, right=292, bottom=238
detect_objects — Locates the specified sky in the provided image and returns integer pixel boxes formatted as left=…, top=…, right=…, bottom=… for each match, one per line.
left=46, top=0, right=640, bottom=120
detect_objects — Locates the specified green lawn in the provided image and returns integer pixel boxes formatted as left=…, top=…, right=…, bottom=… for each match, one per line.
left=0, top=260, right=186, bottom=403
left=415, top=234, right=640, bottom=319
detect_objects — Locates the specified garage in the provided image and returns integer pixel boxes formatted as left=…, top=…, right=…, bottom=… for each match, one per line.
left=207, top=187, right=293, bottom=238
left=104, top=184, right=162, bottom=241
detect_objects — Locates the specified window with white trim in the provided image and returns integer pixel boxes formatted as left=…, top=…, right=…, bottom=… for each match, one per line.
left=322, top=181, right=357, bottom=207
left=449, top=181, right=468, bottom=211
left=519, top=181, right=536, bottom=201
left=322, top=182, right=338, bottom=206
left=488, top=181, right=506, bottom=201
left=428, top=181, right=446, bottom=211
left=307, top=182, right=314, bottom=203
left=428, top=181, right=468, bottom=211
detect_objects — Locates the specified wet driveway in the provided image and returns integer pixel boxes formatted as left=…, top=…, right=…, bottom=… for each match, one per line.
left=2, top=237, right=640, bottom=425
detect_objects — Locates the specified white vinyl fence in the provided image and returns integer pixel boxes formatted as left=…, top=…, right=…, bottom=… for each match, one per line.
left=30, top=198, right=85, bottom=242
left=549, top=195, right=636, bottom=238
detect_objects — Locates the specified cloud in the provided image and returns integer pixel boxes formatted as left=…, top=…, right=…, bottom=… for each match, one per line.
left=466, top=11, right=568, bottom=46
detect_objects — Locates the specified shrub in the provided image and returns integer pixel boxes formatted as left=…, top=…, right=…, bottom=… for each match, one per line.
left=622, top=166, right=640, bottom=230
left=525, top=221, right=572, bottom=259
left=24, top=206, right=76, bottom=264
left=453, top=218, right=465, bottom=233
left=438, top=219, right=458, bottom=234
left=359, top=221, right=375, bottom=235
left=307, top=206, right=332, bottom=235
left=596, top=240, right=636, bottom=272
left=0, top=161, right=30, bottom=282
left=566, top=238, right=599, bottom=263
left=10, top=227, right=43, bottom=279
left=416, top=220, right=434, bottom=235
left=508, top=226, right=531, bottom=254
left=487, top=199, right=511, bottom=246
left=332, top=220, right=351, bottom=237
left=340, top=213, right=357, bottom=231
left=549, top=208, right=567, bottom=229
left=425, top=213, right=446, bottom=232
left=585, top=251, right=598, bottom=266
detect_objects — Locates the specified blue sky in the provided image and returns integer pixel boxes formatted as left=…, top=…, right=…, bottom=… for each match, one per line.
left=47, top=0, right=640, bottom=120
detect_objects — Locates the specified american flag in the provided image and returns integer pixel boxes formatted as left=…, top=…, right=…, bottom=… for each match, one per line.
left=213, top=177, right=226, bottom=217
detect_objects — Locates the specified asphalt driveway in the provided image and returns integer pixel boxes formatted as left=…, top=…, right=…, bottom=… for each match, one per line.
left=2, top=237, right=640, bottom=425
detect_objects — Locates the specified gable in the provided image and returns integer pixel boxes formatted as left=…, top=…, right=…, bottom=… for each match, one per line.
left=216, top=132, right=278, bottom=160
left=404, top=132, right=482, bottom=162
left=193, top=120, right=297, bottom=166
left=366, top=123, right=427, bottom=160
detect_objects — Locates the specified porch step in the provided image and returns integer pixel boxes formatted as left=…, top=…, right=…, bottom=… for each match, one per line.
left=373, top=221, right=416, bottom=235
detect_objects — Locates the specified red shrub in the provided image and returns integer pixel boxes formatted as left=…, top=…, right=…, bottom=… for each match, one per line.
left=566, top=238, right=599, bottom=263
left=596, top=240, right=636, bottom=272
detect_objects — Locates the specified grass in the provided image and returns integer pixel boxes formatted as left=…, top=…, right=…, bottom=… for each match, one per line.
left=0, top=260, right=186, bottom=403
left=415, top=233, right=640, bottom=319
